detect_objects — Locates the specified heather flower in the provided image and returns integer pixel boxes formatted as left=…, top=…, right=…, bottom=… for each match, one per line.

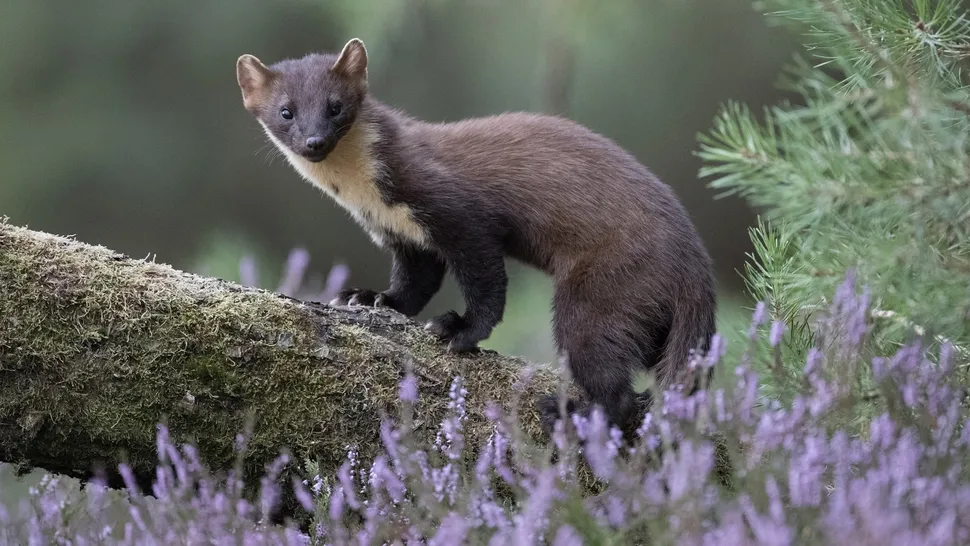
left=26, top=512, right=43, bottom=546
left=817, top=272, right=872, bottom=368
left=484, top=401, right=503, bottom=421
left=357, top=494, right=384, bottom=545
left=469, top=493, right=510, bottom=530
left=734, top=364, right=760, bottom=425
left=513, top=364, right=538, bottom=392
left=369, top=454, right=406, bottom=504
left=551, top=524, right=583, bottom=546
left=769, top=320, right=785, bottom=346
left=806, top=376, right=834, bottom=417
left=409, top=449, right=434, bottom=487
left=9, top=274, right=970, bottom=546
left=704, top=332, right=726, bottom=369
left=166, top=444, right=189, bottom=494
left=635, top=411, right=655, bottom=440
left=259, top=453, right=290, bottom=520
left=276, top=247, right=310, bottom=296
left=714, top=389, right=729, bottom=423
left=328, top=485, right=346, bottom=521
left=118, top=463, right=140, bottom=496
left=572, top=408, right=619, bottom=481
left=399, top=371, right=419, bottom=403
left=239, top=255, right=259, bottom=287
left=309, top=474, right=325, bottom=496
left=699, top=507, right=750, bottom=546
left=429, top=512, right=471, bottom=546
left=234, top=432, right=248, bottom=454
left=337, top=461, right=361, bottom=511
left=751, top=301, right=767, bottom=329
left=511, top=467, right=559, bottom=544
left=604, top=494, right=626, bottom=528
left=663, top=439, right=714, bottom=502
left=431, top=462, right=460, bottom=505
left=663, top=386, right=708, bottom=423
left=803, top=347, right=822, bottom=377
left=475, top=433, right=496, bottom=484
left=787, top=435, right=825, bottom=507
left=738, top=492, right=792, bottom=546
left=482, top=427, right=515, bottom=485
left=321, top=262, right=351, bottom=302
left=435, top=376, right=468, bottom=461
left=764, top=476, right=785, bottom=524
left=379, top=418, right=405, bottom=475
left=292, top=477, right=315, bottom=512
left=156, top=423, right=171, bottom=463
left=239, top=248, right=349, bottom=304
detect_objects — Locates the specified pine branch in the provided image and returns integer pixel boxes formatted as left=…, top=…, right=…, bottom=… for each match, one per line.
left=697, top=0, right=970, bottom=404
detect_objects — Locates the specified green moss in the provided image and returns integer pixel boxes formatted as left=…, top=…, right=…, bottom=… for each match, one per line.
left=0, top=218, right=572, bottom=496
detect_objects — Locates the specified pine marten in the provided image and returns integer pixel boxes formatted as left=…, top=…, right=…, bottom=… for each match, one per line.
left=235, top=38, right=717, bottom=435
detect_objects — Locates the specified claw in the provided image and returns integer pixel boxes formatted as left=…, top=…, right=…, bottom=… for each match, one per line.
left=425, top=310, right=464, bottom=340
left=446, top=336, right=478, bottom=353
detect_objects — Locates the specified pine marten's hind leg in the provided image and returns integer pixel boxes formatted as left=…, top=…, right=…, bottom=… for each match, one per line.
left=538, top=273, right=667, bottom=439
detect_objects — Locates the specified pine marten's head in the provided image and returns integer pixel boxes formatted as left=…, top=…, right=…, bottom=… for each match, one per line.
left=236, top=39, right=369, bottom=163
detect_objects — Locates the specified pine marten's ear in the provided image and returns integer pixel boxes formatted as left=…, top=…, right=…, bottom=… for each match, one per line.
left=331, top=38, right=368, bottom=81
left=236, top=54, right=275, bottom=110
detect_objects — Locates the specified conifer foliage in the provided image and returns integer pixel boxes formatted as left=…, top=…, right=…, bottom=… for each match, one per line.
left=698, top=0, right=970, bottom=393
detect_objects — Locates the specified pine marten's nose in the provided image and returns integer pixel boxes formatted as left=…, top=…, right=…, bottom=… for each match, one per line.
left=306, top=136, right=325, bottom=150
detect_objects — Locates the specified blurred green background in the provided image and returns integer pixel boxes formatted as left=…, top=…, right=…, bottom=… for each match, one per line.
left=0, top=0, right=798, bottom=363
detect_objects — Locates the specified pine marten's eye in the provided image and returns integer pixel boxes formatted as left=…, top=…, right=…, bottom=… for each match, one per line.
left=280, top=107, right=294, bottom=120
left=329, top=101, right=343, bottom=117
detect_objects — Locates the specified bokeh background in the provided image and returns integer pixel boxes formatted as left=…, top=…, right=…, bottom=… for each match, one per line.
left=0, top=0, right=799, bottom=363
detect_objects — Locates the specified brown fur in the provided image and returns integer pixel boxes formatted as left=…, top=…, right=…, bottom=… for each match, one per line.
left=236, top=39, right=717, bottom=436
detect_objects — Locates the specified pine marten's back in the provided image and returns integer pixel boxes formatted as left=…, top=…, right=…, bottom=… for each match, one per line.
left=406, top=112, right=693, bottom=273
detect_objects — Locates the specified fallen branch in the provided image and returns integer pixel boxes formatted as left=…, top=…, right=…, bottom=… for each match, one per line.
left=0, top=218, right=576, bottom=496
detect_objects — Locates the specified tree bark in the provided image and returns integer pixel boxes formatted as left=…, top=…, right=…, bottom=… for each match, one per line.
left=0, top=218, right=576, bottom=494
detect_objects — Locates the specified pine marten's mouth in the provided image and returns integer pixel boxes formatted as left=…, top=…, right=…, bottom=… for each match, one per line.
left=301, top=149, right=332, bottom=163
left=301, top=140, right=337, bottom=163
left=303, top=153, right=328, bottom=163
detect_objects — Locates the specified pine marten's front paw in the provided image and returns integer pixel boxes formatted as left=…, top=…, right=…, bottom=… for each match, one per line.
left=330, top=288, right=394, bottom=309
left=424, top=311, right=482, bottom=353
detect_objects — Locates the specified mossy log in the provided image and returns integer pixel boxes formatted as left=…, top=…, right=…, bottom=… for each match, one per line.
left=0, top=218, right=578, bottom=494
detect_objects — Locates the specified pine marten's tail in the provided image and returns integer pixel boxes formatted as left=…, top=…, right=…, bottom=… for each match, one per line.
left=655, top=286, right=718, bottom=393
